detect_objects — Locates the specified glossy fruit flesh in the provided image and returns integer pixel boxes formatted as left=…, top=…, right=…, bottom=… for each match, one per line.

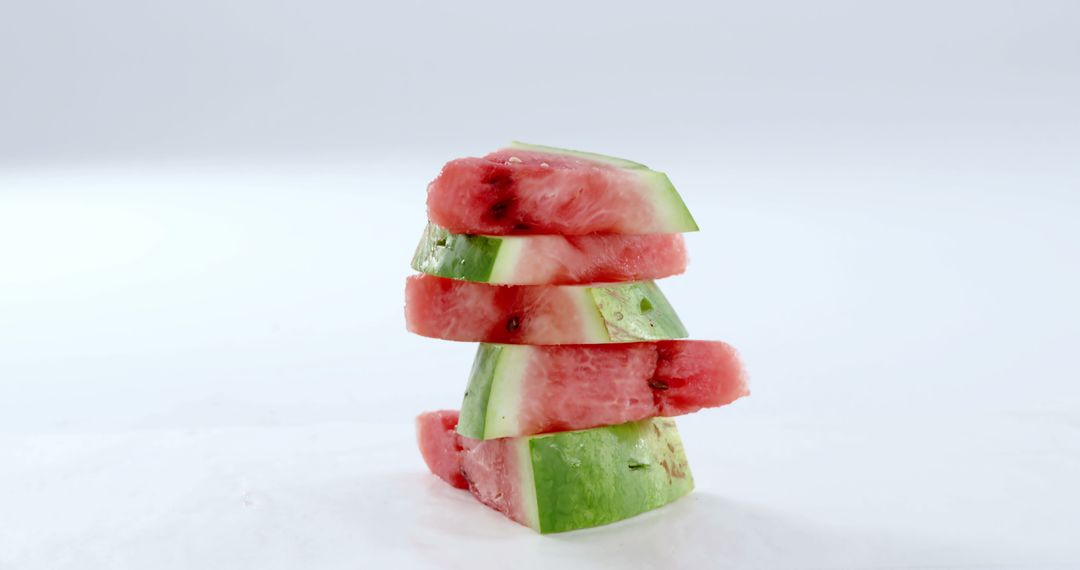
left=405, top=274, right=687, bottom=345
left=426, top=142, right=698, bottom=235
left=457, top=340, right=748, bottom=439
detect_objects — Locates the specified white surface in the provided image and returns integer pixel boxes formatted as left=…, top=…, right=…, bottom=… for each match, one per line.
left=1, top=153, right=1078, bottom=568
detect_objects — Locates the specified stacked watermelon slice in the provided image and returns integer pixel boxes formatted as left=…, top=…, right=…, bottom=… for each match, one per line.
left=407, top=143, right=748, bottom=533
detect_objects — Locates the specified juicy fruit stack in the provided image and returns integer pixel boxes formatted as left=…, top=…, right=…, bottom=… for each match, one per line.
left=407, top=142, right=748, bottom=534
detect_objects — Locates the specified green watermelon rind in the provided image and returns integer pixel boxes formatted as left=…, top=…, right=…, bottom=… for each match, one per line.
left=457, top=344, right=502, bottom=440
left=591, top=281, right=688, bottom=343
left=411, top=224, right=507, bottom=283
left=526, top=418, right=694, bottom=533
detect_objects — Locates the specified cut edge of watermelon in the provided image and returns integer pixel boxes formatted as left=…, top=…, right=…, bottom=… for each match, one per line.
left=415, top=410, right=468, bottom=489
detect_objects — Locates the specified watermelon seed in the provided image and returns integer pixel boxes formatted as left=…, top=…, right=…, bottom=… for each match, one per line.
left=648, top=379, right=669, bottom=391
left=540, top=162, right=550, bottom=168
left=628, top=462, right=649, bottom=470
left=505, top=315, right=521, bottom=332
left=489, top=199, right=513, bottom=220
left=507, top=156, right=522, bottom=164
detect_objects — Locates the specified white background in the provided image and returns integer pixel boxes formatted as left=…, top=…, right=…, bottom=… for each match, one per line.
left=2, top=1, right=1079, bottom=568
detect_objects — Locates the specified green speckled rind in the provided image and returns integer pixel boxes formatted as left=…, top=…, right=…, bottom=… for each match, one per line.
left=591, top=281, right=688, bottom=342
left=411, top=223, right=502, bottom=282
left=529, top=418, right=694, bottom=533
left=457, top=344, right=501, bottom=439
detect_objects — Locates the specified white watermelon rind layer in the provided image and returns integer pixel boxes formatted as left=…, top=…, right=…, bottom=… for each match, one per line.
left=482, top=345, right=528, bottom=439
left=569, top=285, right=614, bottom=343
left=639, top=169, right=700, bottom=233
left=486, top=237, right=525, bottom=283
left=458, top=344, right=525, bottom=440
left=512, top=437, right=540, bottom=530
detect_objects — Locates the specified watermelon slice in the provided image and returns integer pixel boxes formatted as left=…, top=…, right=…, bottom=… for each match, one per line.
left=426, top=142, right=698, bottom=235
left=411, top=223, right=688, bottom=285
left=457, top=341, right=748, bottom=440
left=416, top=408, right=468, bottom=489
left=405, top=274, right=687, bottom=344
left=417, top=410, right=694, bottom=533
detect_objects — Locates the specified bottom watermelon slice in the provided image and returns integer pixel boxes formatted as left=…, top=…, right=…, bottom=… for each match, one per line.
left=457, top=340, right=748, bottom=440
left=417, top=410, right=694, bottom=533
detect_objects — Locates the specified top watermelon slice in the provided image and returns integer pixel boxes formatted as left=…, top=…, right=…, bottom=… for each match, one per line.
left=426, top=142, right=699, bottom=235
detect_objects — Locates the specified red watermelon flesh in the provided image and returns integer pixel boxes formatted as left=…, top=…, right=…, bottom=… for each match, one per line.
left=426, top=143, right=698, bottom=235
left=416, top=410, right=532, bottom=525
left=405, top=275, right=594, bottom=345
left=415, top=410, right=468, bottom=489
left=459, top=341, right=748, bottom=439
left=511, top=232, right=688, bottom=285
left=522, top=341, right=746, bottom=434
